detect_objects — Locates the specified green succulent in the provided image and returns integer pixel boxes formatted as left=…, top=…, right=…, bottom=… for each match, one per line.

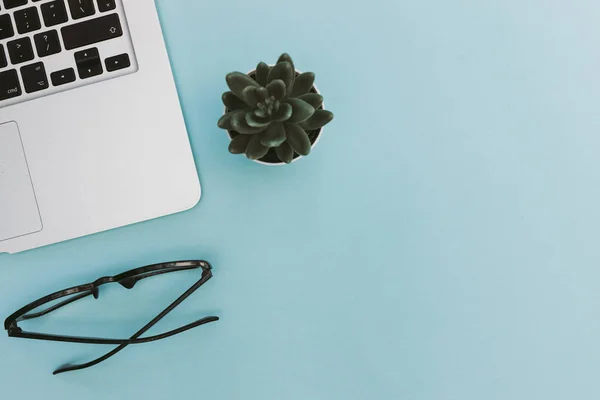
left=218, top=53, right=334, bottom=164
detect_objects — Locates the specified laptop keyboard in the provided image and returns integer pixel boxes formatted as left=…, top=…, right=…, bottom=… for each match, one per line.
left=0, top=0, right=136, bottom=108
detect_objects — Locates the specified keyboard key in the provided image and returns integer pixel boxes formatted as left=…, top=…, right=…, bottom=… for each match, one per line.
left=41, top=0, right=68, bottom=27
left=21, top=62, right=49, bottom=93
left=105, top=53, right=129, bottom=72
left=75, top=47, right=98, bottom=64
left=34, top=30, right=61, bottom=57
left=61, top=13, right=122, bottom=50
left=0, top=45, right=6, bottom=68
left=75, top=47, right=102, bottom=79
left=78, top=62, right=102, bottom=79
left=7, top=37, right=34, bottom=65
left=67, top=0, right=95, bottom=19
left=50, top=67, right=75, bottom=86
left=97, top=0, right=115, bottom=12
left=0, top=14, right=15, bottom=40
left=0, top=69, right=22, bottom=101
left=14, top=7, right=41, bottom=34
left=3, top=0, right=28, bottom=10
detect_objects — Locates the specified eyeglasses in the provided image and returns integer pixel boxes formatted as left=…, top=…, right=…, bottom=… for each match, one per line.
left=4, top=260, right=219, bottom=375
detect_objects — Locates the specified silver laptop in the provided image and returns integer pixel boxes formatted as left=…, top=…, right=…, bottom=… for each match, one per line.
left=0, top=0, right=201, bottom=254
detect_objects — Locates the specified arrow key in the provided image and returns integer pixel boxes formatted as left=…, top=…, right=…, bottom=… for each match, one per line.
left=78, top=63, right=103, bottom=79
left=74, top=47, right=103, bottom=79
left=75, top=47, right=100, bottom=64
left=76, top=61, right=103, bottom=79
left=50, top=68, right=76, bottom=87
left=105, top=53, right=130, bottom=72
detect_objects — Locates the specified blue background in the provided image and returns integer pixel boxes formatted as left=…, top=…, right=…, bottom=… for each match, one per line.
left=2, top=0, right=600, bottom=398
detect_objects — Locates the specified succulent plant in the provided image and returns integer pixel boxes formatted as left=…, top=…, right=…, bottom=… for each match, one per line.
left=218, top=53, right=334, bottom=164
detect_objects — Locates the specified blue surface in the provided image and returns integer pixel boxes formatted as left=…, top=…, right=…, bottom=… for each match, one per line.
left=2, top=0, right=600, bottom=398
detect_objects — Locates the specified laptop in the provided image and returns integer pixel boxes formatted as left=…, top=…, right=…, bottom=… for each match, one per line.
left=0, top=0, right=201, bottom=254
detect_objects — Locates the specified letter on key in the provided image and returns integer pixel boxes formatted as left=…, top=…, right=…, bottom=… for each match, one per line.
left=0, top=70, right=22, bottom=101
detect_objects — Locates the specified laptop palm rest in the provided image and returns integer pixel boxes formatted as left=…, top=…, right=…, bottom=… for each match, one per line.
left=0, top=121, right=42, bottom=243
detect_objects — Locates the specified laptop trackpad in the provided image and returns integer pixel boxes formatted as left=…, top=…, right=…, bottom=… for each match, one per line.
left=0, top=121, right=42, bottom=242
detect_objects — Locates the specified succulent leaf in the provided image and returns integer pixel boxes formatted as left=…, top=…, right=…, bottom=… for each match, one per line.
left=229, top=134, right=251, bottom=154
left=277, top=53, right=295, bottom=71
left=267, top=79, right=286, bottom=100
left=222, top=91, right=247, bottom=110
left=290, top=72, right=315, bottom=97
left=256, top=87, right=269, bottom=103
left=261, top=122, right=287, bottom=147
left=246, top=112, right=272, bottom=128
left=245, top=135, right=270, bottom=160
left=217, top=111, right=237, bottom=130
left=255, top=62, right=270, bottom=86
left=286, top=98, right=315, bottom=123
left=272, top=103, right=293, bottom=122
left=275, top=142, right=294, bottom=164
left=226, top=72, right=260, bottom=100
left=268, top=62, right=294, bottom=96
left=285, top=123, right=312, bottom=156
left=277, top=54, right=296, bottom=95
left=255, top=108, right=268, bottom=118
left=242, top=86, right=260, bottom=107
left=299, top=110, right=334, bottom=131
left=231, top=111, right=265, bottom=134
left=297, top=93, right=323, bottom=109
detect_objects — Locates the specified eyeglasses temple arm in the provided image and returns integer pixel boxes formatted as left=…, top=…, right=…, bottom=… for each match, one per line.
left=53, top=272, right=213, bottom=375
left=9, top=316, right=219, bottom=345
